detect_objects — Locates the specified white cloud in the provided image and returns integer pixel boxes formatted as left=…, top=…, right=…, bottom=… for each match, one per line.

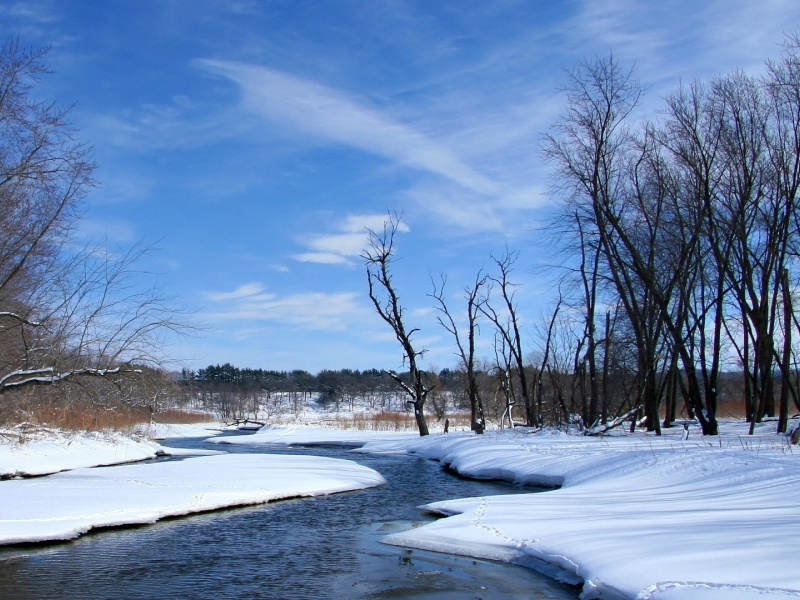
left=293, top=213, right=408, bottom=265
left=568, top=0, right=800, bottom=90
left=75, top=218, right=138, bottom=244
left=195, top=59, right=499, bottom=195
left=203, top=283, right=369, bottom=330
left=342, top=214, right=409, bottom=233
left=307, top=233, right=369, bottom=257
left=206, top=283, right=265, bottom=302
left=293, top=252, right=350, bottom=265
left=0, top=2, right=58, bottom=23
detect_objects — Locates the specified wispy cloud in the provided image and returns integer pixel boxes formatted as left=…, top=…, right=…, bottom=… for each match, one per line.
left=86, top=92, right=258, bottom=154
left=0, top=2, right=58, bottom=23
left=195, top=59, right=499, bottom=195
left=294, top=213, right=409, bottom=266
left=203, top=283, right=369, bottom=330
left=568, top=0, right=800, bottom=88
left=75, top=217, right=138, bottom=244
left=206, top=282, right=264, bottom=302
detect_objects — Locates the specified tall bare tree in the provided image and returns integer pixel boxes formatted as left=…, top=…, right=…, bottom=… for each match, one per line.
left=480, top=250, right=536, bottom=426
left=431, top=271, right=487, bottom=433
left=362, top=214, right=433, bottom=436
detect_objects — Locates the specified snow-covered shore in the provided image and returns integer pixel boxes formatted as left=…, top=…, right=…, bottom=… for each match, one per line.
left=0, top=426, right=228, bottom=478
left=1, top=431, right=164, bottom=478
left=0, top=453, right=385, bottom=545
left=0, top=424, right=385, bottom=546
left=205, top=423, right=419, bottom=447
left=3, top=420, right=798, bottom=599
left=355, top=422, right=800, bottom=600
left=210, top=421, right=800, bottom=599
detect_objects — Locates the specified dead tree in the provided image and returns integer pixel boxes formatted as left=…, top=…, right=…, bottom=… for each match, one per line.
left=431, top=271, right=487, bottom=433
left=492, top=331, right=517, bottom=429
left=481, top=250, right=535, bottom=426
left=534, top=295, right=562, bottom=426
left=362, top=214, right=433, bottom=436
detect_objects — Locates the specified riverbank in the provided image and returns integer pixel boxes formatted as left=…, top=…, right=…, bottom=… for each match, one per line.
left=222, top=420, right=800, bottom=600
left=0, top=424, right=385, bottom=546
left=0, top=423, right=228, bottom=478
left=367, top=421, right=800, bottom=600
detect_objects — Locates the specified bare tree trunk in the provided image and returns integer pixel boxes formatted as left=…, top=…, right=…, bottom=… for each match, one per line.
left=778, top=268, right=793, bottom=433
left=482, top=250, right=535, bottom=426
left=431, top=272, right=487, bottom=433
left=362, top=213, right=433, bottom=436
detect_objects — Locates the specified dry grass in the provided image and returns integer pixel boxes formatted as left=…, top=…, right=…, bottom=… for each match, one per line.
left=257, top=410, right=474, bottom=432
left=152, top=409, right=216, bottom=424
left=656, top=399, right=749, bottom=422
left=311, top=410, right=473, bottom=432
left=715, top=399, right=748, bottom=419
left=9, top=405, right=215, bottom=432
left=318, top=411, right=417, bottom=431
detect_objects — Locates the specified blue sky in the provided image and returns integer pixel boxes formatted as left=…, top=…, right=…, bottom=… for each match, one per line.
left=2, top=0, right=799, bottom=373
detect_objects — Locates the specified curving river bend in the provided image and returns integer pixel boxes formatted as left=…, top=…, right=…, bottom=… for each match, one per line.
left=0, top=436, right=579, bottom=599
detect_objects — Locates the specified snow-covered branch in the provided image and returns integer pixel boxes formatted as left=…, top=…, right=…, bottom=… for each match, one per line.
left=0, top=312, right=41, bottom=327
left=583, top=405, right=642, bottom=436
left=0, top=366, right=142, bottom=392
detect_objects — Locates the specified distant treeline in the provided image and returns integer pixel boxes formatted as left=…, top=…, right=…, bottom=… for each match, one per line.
left=178, top=362, right=752, bottom=427
left=182, top=364, right=463, bottom=394
left=178, top=364, right=485, bottom=421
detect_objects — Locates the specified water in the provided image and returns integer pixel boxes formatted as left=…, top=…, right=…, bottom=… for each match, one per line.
left=0, top=436, right=579, bottom=599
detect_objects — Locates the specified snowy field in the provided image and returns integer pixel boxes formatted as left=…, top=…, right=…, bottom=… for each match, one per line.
left=134, top=420, right=233, bottom=440
left=214, top=420, right=800, bottom=600
left=0, top=453, right=385, bottom=545
left=362, top=422, right=800, bottom=600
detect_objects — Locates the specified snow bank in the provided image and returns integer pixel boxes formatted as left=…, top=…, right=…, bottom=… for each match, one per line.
left=206, top=424, right=418, bottom=447
left=359, top=422, right=800, bottom=600
left=136, top=421, right=230, bottom=440
left=0, top=430, right=223, bottom=478
left=0, top=453, right=385, bottom=545
left=0, top=432, right=166, bottom=478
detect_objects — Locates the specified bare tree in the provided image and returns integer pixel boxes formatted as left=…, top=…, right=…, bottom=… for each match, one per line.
left=544, top=54, right=718, bottom=434
left=0, top=40, right=192, bottom=425
left=481, top=250, right=536, bottom=425
left=431, top=271, right=487, bottom=433
left=491, top=331, right=517, bottom=428
left=533, top=294, right=562, bottom=427
left=362, top=214, right=433, bottom=436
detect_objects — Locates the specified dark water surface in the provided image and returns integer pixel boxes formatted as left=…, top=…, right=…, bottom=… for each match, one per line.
left=0, top=435, right=579, bottom=599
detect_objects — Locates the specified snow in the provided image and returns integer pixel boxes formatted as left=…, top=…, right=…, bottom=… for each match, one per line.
left=3, top=419, right=798, bottom=599
left=0, top=453, right=385, bottom=545
left=0, top=431, right=166, bottom=478
left=136, top=421, right=231, bottom=440
left=350, top=421, right=800, bottom=600
left=205, top=423, right=419, bottom=447
left=0, top=429, right=225, bottom=478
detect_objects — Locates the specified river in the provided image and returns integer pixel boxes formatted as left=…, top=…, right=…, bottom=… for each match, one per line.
left=0, top=435, right=579, bottom=599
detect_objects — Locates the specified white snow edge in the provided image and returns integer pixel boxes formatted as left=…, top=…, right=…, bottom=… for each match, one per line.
left=357, top=422, right=800, bottom=600
left=0, top=453, right=385, bottom=545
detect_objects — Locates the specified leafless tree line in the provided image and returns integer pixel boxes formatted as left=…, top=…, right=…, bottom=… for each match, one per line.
left=366, top=37, right=800, bottom=437
left=543, top=37, right=800, bottom=436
